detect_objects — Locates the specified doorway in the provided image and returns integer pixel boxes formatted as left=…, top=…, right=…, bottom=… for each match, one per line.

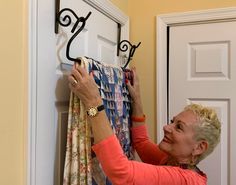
left=28, top=0, right=129, bottom=184
left=157, top=7, right=236, bottom=185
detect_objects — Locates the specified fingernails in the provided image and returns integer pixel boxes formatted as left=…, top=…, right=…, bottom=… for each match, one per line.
left=125, top=79, right=129, bottom=84
left=75, top=62, right=78, bottom=69
left=90, top=70, right=94, bottom=76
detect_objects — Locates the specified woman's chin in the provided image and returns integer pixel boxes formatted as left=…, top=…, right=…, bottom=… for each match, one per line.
left=159, top=141, right=170, bottom=152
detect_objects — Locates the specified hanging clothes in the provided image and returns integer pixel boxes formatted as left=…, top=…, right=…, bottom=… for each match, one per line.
left=63, top=60, right=92, bottom=185
left=63, top=57, right=134, bottom=185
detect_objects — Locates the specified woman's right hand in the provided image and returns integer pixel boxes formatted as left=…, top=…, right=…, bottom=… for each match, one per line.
left=68, top=63, right=103, bottom=109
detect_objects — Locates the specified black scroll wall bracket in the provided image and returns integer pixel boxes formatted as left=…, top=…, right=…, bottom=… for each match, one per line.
left=55, top=3, right=141, bottom=68
left=55, top=7, right=91, bottom=63
left=118, top=40, right=141, bottom=69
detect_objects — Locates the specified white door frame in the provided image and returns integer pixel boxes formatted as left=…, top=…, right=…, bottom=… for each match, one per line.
left=156, top=7, right=236, bottom=142
left=27, top=0, right=129, bottom=184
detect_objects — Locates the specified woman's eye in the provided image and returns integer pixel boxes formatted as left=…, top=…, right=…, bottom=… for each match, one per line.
left=176, top=124, right=182, bottom=130
left=170, top=119, right=174, bottom=124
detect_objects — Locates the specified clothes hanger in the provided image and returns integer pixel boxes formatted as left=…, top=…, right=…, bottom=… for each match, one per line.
left=118, top=40, right=141, bottom=69
left=56, top=8, right=91, bottom=63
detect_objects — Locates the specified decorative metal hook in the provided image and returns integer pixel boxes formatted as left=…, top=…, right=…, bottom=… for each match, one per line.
left=56, top=8, right=91, bottom=62
left=118, top=40, right=141, bottom=69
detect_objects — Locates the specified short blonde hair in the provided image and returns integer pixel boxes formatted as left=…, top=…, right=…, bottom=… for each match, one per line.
left=184, top=103, right=221, bottom=164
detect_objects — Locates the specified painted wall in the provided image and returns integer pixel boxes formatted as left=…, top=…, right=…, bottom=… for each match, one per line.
left=110, top=0, right=128, bottom=13
left=1, top=0, right=236, bottom=184
left=0, top=0, right=27, bottom=185
left=126, top=0, right=236, bottom=142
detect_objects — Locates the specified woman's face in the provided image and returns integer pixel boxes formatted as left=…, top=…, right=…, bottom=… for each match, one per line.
left=159, top=110, right=199, bottom=163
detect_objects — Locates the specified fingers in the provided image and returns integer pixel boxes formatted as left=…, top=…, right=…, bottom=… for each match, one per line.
left=68, top=63, right=95, bottom=89
left=131, top=67, right=139, bottom=84
left=126, top=76, right=137, bottom=99
left=126, top=66, right=138, bottom=89
left=74, top=63, right=88, bottom=78
left=126, top=79, right=132, bottom=90
left=126, top=80, right=135, bottom=98
left=68, top=63, right=86, bottom=88
left=89, top=71, right=94, bottom=78
left=71, top=65, right=82, bottom=81
left=68, top=82, right=75, bottom=90
left=70, top=63, right=91, bottom=83
left=68, top=75, right=77, bottom=87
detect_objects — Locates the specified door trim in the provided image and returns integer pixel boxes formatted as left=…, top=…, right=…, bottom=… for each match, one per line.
left=156, top=7, right=236, bottom=142
left=83, top=0, right=129, bottom=41
left=84, top=0, right=128, bottom=25
left=28, top=0, right=129, bottom=185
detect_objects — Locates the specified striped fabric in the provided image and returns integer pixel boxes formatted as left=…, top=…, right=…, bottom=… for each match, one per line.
left=63, top=57, right=134, bottom=185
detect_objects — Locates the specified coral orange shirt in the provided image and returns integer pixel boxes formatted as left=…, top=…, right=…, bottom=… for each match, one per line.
left=92, top=125, right=207, bottom=185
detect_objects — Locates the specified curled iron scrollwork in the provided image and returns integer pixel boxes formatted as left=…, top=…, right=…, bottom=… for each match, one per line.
left=57, top=8, right=91, bottom=62
left=118, top=40, right=141, bottom=69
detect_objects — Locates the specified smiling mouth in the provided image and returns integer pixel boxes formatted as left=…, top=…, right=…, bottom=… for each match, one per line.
left=162, top=136, right=173, bottom=144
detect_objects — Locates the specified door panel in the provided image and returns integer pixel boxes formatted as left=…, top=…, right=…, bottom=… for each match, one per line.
left=188, top=99, right=229, bottom=185
left=169, top=21, right=236, bottom=185
left=59, top=0, right=118, bottom=66
left=36, top=0, right=127, bottom=184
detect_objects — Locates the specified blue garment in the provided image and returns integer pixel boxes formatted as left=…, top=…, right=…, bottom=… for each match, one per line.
left=85, top=57, right=134, bottom=185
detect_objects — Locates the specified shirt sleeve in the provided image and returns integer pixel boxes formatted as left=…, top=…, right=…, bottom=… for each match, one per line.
left=92, top=135, right=206, bottom=185
left=131, top=125, right=168, bottom=165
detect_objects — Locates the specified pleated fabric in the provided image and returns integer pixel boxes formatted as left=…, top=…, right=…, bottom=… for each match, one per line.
left=63, top=57, right=134, bottom=185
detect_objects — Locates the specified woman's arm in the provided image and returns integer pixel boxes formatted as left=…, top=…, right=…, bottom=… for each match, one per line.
left=126, top=68, right=167, bottom=164
left=68, top=63, right=113, bottom=144
left=131, top=125, right=168, bottom=165
left=92, top=132, right=205, bottom=185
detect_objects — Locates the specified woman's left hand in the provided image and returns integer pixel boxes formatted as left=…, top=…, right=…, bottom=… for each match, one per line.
left=126, top=67, right=144, bottom=116
left=68, top=63, right=103, bottom=109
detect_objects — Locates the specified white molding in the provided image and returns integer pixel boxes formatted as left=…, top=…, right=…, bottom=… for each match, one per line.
left=156, top=17, right=168, bottom=142
left=28, top=0, right=129, bottom=185
left=28, top=0, right=38, bottom=184
left=83, top=0, right=128, bottom=25
left=156, top=7, right=236, bottom=142
left=158, top=7, right=236, bottom=25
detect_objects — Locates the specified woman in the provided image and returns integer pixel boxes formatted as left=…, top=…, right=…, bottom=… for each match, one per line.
left=68, top=63, right=221, bottom=185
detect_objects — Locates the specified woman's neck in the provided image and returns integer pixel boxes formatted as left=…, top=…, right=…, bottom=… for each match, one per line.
left=166, top=156, right=194, bottom=167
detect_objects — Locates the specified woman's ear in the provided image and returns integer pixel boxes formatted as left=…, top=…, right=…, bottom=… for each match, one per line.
left=192, top=140, right=208, bottom=156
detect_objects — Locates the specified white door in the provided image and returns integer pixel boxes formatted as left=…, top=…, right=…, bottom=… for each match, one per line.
left=58, top=0, right=120, bottom=66
left=29, top=0, right=129, bottom=185
left=169, top=21, right=236, bottom=185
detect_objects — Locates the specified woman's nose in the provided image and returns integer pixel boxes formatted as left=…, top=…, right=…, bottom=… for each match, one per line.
left=163, top=124, right=173, bottom=133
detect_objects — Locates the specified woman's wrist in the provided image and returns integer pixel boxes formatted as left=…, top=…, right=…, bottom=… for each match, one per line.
left=131, top=95, right=142, bottom=105
left=85, top=97, right=103, bottom=110
left=131, top=114, right=146, bottom=127
left=131, top=114, right=146, bottom=122
left=131, top=101, right=143, bottom=116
